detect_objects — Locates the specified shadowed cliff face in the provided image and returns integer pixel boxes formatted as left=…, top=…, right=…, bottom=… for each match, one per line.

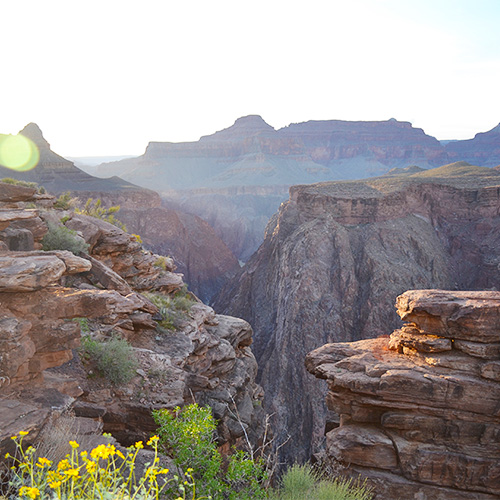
left=213, top=164, right=500, bottom=463
left=118, top=205, right=240, bottom=303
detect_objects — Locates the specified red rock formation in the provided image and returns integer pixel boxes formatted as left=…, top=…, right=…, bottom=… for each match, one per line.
left=306, top=290, right=500, bottom=499
left=0, top=181, right=266, bottom=458
left=214, top=163, right=500, bottom=464
left=117, top=204, right=240, bottom=303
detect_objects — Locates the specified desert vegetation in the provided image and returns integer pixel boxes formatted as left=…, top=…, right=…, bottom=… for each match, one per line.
left=144, top=287, right=195, bottom=333
left=75, top=198, right=126, bottom=231
left=41, top=221, right=89, bottom=254
left=5, top=406, right=372, bottom=500
left=79, top=335, right=138, bottom=386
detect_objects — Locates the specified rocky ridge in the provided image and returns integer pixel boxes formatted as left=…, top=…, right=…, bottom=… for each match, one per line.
left=1, top=123, right=240, bottom=301
left=0, top=181, right=266, bottom=457
left=306, top=289, right=500, bottom=500
left=95, top=116, right=500, bottom=261
left=214, top=163, right=500, bottom=463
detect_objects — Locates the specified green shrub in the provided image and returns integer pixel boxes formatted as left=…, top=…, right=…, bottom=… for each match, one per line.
left=144, top=289, right=195, bottom=333
left=272, top=463, right=373, bottom=500
left=1, top=177, right=38, bottom=189
left=41, top=222, right=89, bottom=254
left=53, top=191, right=77, bottom=210
left=79, top=335, right=138, bottom=385
left=153, top=256, right=168, bottom=270
left=153, top=404, right=268, bottom=500
left=278, top=464, right=316, bottom=500
left=73, top=317, right=90, bottom=335
left=76, top=198, right=127, bottom=231
left=226, top=450, right=268, bottom=500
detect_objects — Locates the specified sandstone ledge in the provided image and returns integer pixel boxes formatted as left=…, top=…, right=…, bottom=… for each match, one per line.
left=306, top=290, right=500, bottom=499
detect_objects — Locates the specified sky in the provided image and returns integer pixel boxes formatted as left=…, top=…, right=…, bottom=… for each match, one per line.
left=2, top=0, right=500, bottom=157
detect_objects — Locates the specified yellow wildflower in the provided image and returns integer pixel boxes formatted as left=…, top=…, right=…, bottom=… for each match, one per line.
left=63, top=468, right=80, bottom=478
left=57, top=459, right=70, bottom=471
left=36, top=457, right=52, bottom=468
left=19, top=486, right=40, bottom=499
left=19, top=431, right=29, bottom=436
left=86, top=461, right=97, bottom=474
left=134, top=441, right=144, bottom=449
left=90, top=443, right=116, bottom=460
left=69, top=440, right=79, bottom=449
left=146, top=435, right=159, bottom=446
left=145, top=466, right=158, bottom=479
left=48, top=480, right=62, bottom=489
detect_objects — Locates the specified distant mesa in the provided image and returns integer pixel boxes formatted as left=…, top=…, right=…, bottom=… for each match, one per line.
left=200, top=114, right=275, bottom=141
left=96, top=115, right=500, bottom=194
left=445, top=122, right=500, bottom=167
left=382, top=165, right=427, bottom=177
left=94, top=115, right=500, bottom=261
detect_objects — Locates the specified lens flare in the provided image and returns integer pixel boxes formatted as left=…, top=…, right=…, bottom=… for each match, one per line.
left=0, top=134, right=40, bottom=171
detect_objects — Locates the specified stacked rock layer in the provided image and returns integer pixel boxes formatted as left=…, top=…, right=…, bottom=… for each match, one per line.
left=0, top=181, right=266, bottom=459
left=306, top=289, right=500, bottom=499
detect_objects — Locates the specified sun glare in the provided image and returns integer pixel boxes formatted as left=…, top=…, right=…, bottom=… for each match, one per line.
left=0, top=134, right=39, bottom=171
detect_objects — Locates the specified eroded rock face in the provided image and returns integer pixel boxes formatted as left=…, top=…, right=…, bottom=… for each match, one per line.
left=0, top=182, right=267, bottom=459
left=306, top=290, right=500, bottom=499
left=117, top=205, right=240, bottom=303
left=214, top=164, right=500, bottom=463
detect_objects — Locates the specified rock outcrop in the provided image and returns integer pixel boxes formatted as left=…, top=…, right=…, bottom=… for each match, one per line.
left=306, top=289, right=500, bottom=500
left=214, top=163, right=500, bottom=463
left=0, top=181, right=266, bottom=459
left=1, top=123, right=240, bottom=301
left=117, top=204, right=240, bottom=303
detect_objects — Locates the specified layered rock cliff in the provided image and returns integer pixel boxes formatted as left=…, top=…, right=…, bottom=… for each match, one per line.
left=446, top=122, right=500, bottom=167
left=1, top=123, right=239, bottom=301
left=96, top=115, right=455, bottom=192
left=0, top=181, right=266, bottom=457
left=306, top=290, right=500, bottom=500
left=95, top=115, right=500, bottom=261
left=214, top=163, right=500, bottom=463
left=117, top=203, right=240, bottom=303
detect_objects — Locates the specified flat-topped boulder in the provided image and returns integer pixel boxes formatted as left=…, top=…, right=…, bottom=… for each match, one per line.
left=396, top=289, right=500, bottom=342
left=306, top=289, right=500, bottom=499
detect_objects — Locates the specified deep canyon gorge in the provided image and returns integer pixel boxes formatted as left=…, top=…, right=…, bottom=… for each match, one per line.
left=1, top=117, right=500, bottom=498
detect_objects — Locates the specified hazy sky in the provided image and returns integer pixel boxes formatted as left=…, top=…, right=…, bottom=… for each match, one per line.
left=2, top=0, right=500, bottom=156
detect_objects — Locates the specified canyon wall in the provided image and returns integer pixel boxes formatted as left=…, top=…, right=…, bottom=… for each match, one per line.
left=214, top=163, right=500, bottom=463
left=2, top=123, right=239, bottom=301
left=306, top=290, right=500, bottom=500
left=98, top=115, right=491, bottom=261
left=0, top=181, right=266, bottom=457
